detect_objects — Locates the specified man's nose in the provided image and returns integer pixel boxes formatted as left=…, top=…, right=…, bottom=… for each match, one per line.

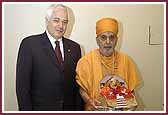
left=58, top=21, right=63, bottom=28
left=106, top=38, right=110, bottom=44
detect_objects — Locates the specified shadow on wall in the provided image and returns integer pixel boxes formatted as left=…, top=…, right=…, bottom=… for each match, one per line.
left=116, top=20, right=123, bottom=51
left=64, top=6, right=86, bottom=56
left=130, top=57, right=145, bottom=111
left=64, top=6, right=75, bottom=39
left=80, top=44, right=85, bottom=56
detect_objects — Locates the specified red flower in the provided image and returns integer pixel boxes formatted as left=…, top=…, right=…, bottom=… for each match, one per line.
left=101, top=85, right=134, bottom=100
left=106, top=95, right=116, bottom=99
left=124, top=93, right=134, bottom=99
left=101, top=86, right=110, bottom=96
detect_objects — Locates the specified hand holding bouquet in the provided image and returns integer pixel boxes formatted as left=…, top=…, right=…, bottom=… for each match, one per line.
left=99, top=74, right=137, bottom=111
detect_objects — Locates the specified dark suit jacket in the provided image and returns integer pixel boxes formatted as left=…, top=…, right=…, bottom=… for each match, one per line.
left=16, top=32, right=84, bottom=111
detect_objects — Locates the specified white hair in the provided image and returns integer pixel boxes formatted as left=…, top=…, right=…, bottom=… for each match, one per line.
left=45, top=4, right=67, bottom=20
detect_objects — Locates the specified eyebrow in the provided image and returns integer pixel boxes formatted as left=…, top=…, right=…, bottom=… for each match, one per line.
left=101, top=34, right=114, bottom=36
left=52, top=17, right=68, bottom=21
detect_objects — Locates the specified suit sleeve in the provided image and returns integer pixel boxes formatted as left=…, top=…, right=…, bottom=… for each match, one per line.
left=16, top=39, right=33, bottom=110
left=74, top=45, right=84, bottom=110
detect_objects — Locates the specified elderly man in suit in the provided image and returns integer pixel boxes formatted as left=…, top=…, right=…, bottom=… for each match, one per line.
left=16, top=4, right=83, bottom=111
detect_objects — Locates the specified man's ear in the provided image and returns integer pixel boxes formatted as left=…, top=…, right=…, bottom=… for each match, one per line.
left=45, top=17, right=49, bottom=25
left=96, top=37, right=100, bottom=46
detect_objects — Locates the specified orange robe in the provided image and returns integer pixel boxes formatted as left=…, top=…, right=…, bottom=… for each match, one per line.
left=76, top=49, right=140, bottom=110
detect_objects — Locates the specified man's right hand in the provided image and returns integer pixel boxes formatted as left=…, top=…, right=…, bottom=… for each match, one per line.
left=86, top=98, right=101, bottom=111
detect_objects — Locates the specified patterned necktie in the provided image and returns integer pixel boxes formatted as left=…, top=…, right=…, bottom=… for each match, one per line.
left=55, top=41, right=63, bottom=64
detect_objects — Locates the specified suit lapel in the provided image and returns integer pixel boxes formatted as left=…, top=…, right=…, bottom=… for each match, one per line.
left=40, top=32, right=60, bottom=68
left=62, top=38, right=71, bottom=68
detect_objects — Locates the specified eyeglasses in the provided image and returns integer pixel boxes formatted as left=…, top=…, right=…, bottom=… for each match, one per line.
left=99, top=35, right=116, bottom=41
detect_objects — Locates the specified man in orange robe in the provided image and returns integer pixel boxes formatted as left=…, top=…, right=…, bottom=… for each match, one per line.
left=76, top=18, right=140, bottom=110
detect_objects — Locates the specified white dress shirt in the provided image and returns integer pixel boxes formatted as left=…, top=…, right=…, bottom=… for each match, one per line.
left=46, top=30, right=64, bottom=60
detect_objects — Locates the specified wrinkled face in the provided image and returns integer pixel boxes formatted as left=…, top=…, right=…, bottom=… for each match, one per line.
left=96, top=31, right=117, bottom=57
left=46, top=6, right=68, bottom=39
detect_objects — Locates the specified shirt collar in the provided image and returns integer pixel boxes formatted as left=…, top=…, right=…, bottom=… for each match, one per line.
left=46, top=30, right=63, bottom=43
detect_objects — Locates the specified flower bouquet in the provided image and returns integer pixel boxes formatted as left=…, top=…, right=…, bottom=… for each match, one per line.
left=97, top=74, right=137, bottom=111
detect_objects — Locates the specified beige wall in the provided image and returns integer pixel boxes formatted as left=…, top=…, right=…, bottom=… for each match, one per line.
left=3, top=3, right=165, bottom=111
